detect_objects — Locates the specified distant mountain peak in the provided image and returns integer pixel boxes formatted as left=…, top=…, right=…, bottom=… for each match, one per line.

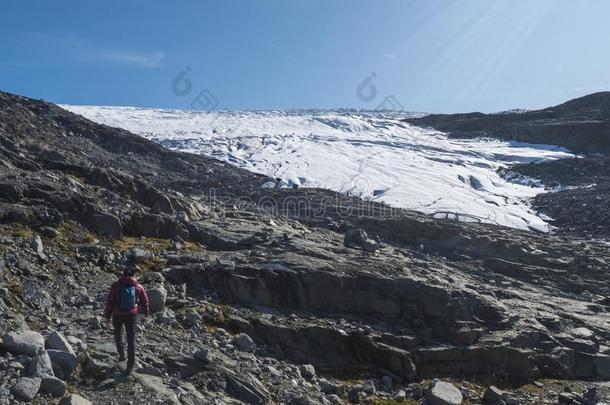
left=550, top=91, right=610, bottom=113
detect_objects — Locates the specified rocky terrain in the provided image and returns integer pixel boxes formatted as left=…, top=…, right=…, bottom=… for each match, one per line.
left=406, top=92, right=610, bottom=154
left=407, top=93, right=610, bottom=239
left=0, top=90, right=610, bottom=404
left=507, top=157, right=610, bottom=239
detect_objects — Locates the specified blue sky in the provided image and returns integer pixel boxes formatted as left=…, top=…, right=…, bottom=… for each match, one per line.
left=2, top=0, right=609, bottom=112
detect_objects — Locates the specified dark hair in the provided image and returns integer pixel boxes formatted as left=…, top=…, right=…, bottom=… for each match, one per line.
left=123, top=267, right=137, bottom=277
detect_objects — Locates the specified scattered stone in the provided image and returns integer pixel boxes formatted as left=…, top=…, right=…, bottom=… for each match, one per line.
left=184, top=308, right=202, bottom=326
left=132, top=372, right=180, bottom=405
left=148, top=285, right=167, bottom=313
left=349, top=387, right=366, bottom=403
left=39, top=376, right=66, bottom=397
left=426, top=381, right=463, bottom=405
left=572, top=327, right=594, bottom=339
left=130, top=247, right=150, bottom=264
left=47, top=349, right=78, bottom=379
left=394, top=390, right=407, bottom=401
left=2, top=330, right=45, bottom=356
left=27, top=349, right=55, bottom=377
left=87, top=213, right=122, bottom=238
left=31, top=234, right=47, bottom=259
left=299, top=364, right=316, bottom=380
left=164, top=352, right=206, bottom=378
left=343, top=228, right=368, bottom=248
left=11, top=377, right=41, bottom=402
left=83, top=355, right=114, bottom=379
left=410, top=383, right=423, bottom=399
left=158, top=308, right=176, bottom=324
left=361, top=379, right=376, bottom=395
left=326, top=394, right=343, bottom=404
left=46, top=330, right=75, bottom=355
left=233, top=333, right=256, bottom=353
left=40, top=226, right=60, bottom=238
left=559, top=392, right=578, bottom=404
left=177, top=211, right=190, bottom=223
left=224, top=370, right=270, bottom=404
left=88, top=316, right=102, bottom=330
left=583, top=386, right=598, bottom=403
left=483, top=386, right=505, bottom=404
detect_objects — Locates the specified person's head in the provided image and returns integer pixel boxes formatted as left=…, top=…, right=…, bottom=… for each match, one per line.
left=123, top=266, right=137, bottom=278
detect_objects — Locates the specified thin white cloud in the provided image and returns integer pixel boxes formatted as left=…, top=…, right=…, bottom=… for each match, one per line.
left=21, top=32, right=165, bottom=69
left=383, top=52, right=397, bottom=59
left=93, top=51, right=165, bottom=67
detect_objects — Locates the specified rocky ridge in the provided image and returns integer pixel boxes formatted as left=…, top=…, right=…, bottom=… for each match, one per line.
left=405, top=92, right=610, bottom=154
left=406, top=92, right=610, bottom=239
left=0, top=90, right=609, bottom=404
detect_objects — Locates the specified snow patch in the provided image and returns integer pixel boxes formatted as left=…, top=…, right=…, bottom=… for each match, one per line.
left=62, top=105, right=575, bottom=232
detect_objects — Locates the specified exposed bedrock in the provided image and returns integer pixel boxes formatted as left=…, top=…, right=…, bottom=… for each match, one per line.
left=164, top=262, right=610, bottom=384
left=245, top=317, right=418, bottom=381
left=164, top=264, right=507, bottom=338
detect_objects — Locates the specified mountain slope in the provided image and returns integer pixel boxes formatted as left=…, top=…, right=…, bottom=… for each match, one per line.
left=406, top=92, right=610, bottom=153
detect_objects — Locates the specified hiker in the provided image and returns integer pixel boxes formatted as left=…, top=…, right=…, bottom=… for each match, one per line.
left=103, top=267, right=150, bottom=374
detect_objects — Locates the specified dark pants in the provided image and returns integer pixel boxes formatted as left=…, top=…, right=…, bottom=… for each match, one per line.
left=112, top=314, right=137, bottom=373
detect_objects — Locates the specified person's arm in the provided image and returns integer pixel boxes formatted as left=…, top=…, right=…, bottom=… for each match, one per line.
left=103, top=284, right=116, bottom=319
left=138, top=285, right=150, bottom=317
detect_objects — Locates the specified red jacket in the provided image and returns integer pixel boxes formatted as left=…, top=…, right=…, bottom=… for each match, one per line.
left=104, top=276, right=150, bottom=318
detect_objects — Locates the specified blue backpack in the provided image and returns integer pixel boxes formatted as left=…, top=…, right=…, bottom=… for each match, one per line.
left=119, top=284, right=137, bottom=311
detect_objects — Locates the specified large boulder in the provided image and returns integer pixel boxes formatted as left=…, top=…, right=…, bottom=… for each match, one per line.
left=224, top=370, right=270, bottom=405
left=164, top=352, right=206, bottom=378
left=47, top=349, right=78, bottom=379
left=158, top=308, right=176, bottom=325
left=40, top=376, right=66, bottom=397
left=31, top=234, right=47, bottom=259
left=86, top=213, right=122, bottom=238
left=299, top=364, right=316, bottom=380
left=124, top=213, right=188, bottom=240
left=147, top=285, right=167, bottom=313
left=426, top=381, right=463, bottom=405
left=343, top=228, right=368, bottom=248
left=11, top=377, right=41, bottom=402
left=232, top=333, right=256, bottom=353
left=46, top=331, right=75, bottom=355
left=132, top=373, right=180, bottom=405
left=344, top=228, right=379, bottom=251
left=83, top=355, right=114, bottom=379
left=129, top=247, right=151, bottom=264
left=27, top=349, right=55, bottom=377
left=2, top=330, right=45, bottom=356
left=483, top=386, right=504, bottom=404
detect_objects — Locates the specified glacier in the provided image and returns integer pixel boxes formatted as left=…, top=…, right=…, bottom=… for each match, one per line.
left=62, top=105, right=575, bottom=232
